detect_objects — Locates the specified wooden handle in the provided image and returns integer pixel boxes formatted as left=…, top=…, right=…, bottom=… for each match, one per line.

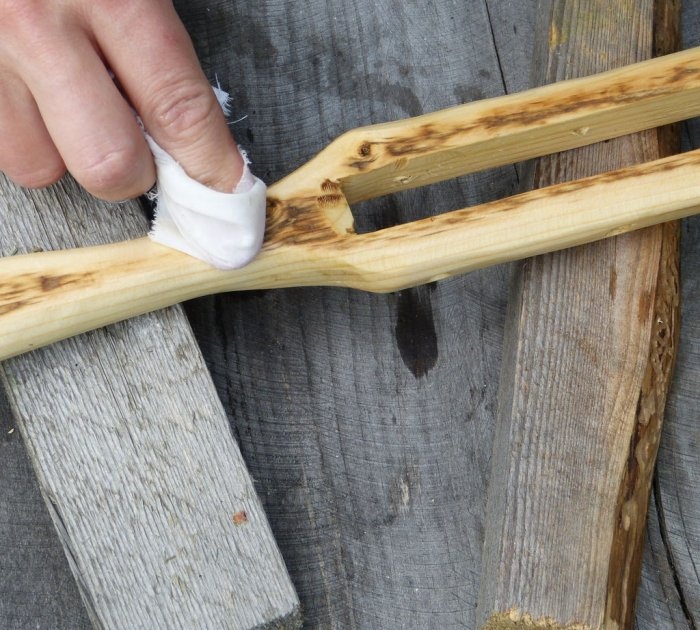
left=0, top=236, right=347, bottom=359
left=0, top=240, right=206, bottom=358
left=4, top=46, right=700, bottom=359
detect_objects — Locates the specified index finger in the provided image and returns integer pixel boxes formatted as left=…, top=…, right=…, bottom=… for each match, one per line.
left=87, top=0, right=245, bottom=192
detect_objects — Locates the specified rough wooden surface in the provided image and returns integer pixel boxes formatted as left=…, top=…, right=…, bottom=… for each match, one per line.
left=0, top=386, right=92, bottom=629
left=636, top=5, right=700, bottom=628
left=637, top=218, right=700, bottom=630
left=180, top=1, right=529, bottom=628
left=0, top=176, right=300, bottom=628
left=478, top=1, right=680, bottom=629
left=4, top=1, right=700, bottom=628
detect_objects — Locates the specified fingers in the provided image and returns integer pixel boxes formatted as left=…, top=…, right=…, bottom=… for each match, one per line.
left=0, top=1, right=239, bottom=200
left=7, top=16, right=155, bottom=200
left=0, top=2, right=155, bottom=200
left=0, top=70, right=65, bottom=188
left=89, top=0, right=245, bottom=193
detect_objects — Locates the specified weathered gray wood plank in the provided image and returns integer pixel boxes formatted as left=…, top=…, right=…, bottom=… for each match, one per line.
left=177, top=0, right=535, bottom=627
left=0, top=387, right=91, bottom=629
left=0, top=171, right=300, bottom=628
left=478, top=2, right=680, bottom=628
left=484, top=0, right=538, bottom=96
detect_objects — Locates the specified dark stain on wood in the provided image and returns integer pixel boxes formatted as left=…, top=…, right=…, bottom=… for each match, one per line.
left=394, top=286, right=438, bottom=378
left=609, top=267, right=618, bottom=300
left=0, top=273, right=95, bottom=316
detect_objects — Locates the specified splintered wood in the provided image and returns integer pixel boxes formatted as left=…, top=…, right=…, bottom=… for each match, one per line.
left=478, top=1, right=680, bottom=629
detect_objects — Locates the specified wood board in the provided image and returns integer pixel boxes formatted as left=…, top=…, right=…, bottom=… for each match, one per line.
left=0, top=173, right=299, bottom=627
left=3, top=1, right=700, bottom=628
left=478, top=1, right=680, bottom=628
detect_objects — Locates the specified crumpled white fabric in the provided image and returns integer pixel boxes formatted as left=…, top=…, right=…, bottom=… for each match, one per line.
left=144, top=87, right=267, bottom=269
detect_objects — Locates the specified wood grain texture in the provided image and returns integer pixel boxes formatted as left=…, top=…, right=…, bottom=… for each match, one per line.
left=0, top=387, right=91, bottom=629
left=176, top=0, right=530, bottom=627
left=5, top=139, right=700, bottom=361
left=633, top=7, right=700, bottom=628
left=7, top=1, right=700, bottom=628
left=478, top=1, right=680, bottom=629
left=636, top=217, right=700, bottom=630
left=8, top=43, right=700, bottom=360
left=0, top=176, right=300, bottom=629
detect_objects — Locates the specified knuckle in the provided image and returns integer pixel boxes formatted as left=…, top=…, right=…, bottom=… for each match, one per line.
left=149, top=78, right=217, bottom=143
left=75, top=143, right=144, bottom=199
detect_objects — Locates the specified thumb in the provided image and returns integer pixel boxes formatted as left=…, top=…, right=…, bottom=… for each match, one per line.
left=141, top=78, right=246, bottom=192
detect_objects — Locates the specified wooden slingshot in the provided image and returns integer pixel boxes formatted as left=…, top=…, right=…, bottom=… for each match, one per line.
left=3, top=46, right=700, bottom=360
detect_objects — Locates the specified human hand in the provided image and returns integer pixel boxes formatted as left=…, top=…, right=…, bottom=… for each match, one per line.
left=0, top=0, right=244, bottom=201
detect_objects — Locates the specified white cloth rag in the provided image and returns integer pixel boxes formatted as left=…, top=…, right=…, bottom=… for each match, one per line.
left=144, top=87, right=267, bottom=269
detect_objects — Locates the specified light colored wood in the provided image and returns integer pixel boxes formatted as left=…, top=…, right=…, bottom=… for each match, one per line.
left=4, top=46, right=700, bottom=359
left=2, top=144, right=700, bottom=360
left=298, top=44, right=700, bottom=206
left=477, top=1, right=679, bottom=629
left=0, top=175, right=301, bottom=629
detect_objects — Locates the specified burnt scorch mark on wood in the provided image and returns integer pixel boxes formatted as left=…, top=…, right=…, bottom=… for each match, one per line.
left=263, top=147, right=700, bottom=262
left=265, top=197, right=345, bottom=248
left=346, top=62, right=700, bottom=170
left=321, top=179, right=343, bottom=194
left=394, top=285, right=438, bottom=378
left=317, top=194, right=345, bottom=207
left=264, top=180, right=353, bottom=249
left=0, top=300, right=26, bottom=316
left=347, top=141, right=378, bottom=170
left=40, top=275, right=65, bottom=291
left=0, top=272, right=95, bottom=315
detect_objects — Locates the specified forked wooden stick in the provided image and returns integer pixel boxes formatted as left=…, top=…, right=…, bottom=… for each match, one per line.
left=4, top=46, right=700, bottom=359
